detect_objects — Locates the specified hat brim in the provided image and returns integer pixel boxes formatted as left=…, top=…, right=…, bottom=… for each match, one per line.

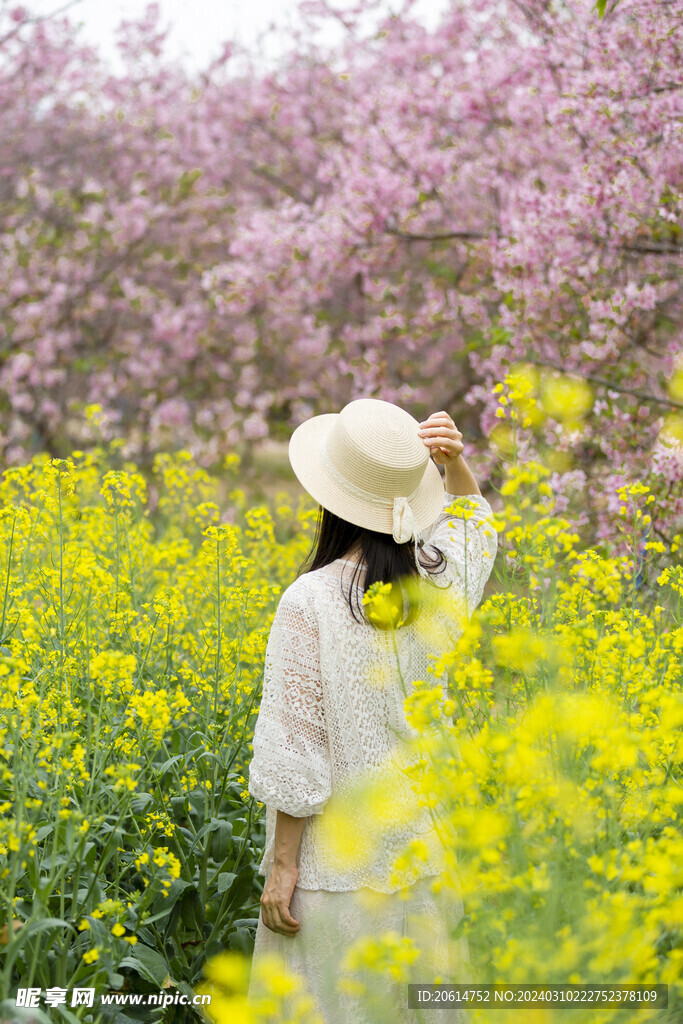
left=288, top=413, right=445, bottom=536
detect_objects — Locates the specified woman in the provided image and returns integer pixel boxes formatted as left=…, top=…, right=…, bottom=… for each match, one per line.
left=246, top=399, right=498, bottom=1023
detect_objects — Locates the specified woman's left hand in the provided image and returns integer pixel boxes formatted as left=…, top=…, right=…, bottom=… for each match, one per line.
left=260, top=862, right=300, bottom=936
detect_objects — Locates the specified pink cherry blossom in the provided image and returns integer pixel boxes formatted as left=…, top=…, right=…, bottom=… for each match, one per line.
left=0, top=0, right=679, bottom=547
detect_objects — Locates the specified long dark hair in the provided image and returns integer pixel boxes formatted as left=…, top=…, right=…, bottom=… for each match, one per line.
left=297, top=505, right=448, bottom=627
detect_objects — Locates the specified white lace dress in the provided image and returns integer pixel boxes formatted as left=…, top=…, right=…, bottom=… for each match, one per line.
left=246, top=492, right=498, bottom=1023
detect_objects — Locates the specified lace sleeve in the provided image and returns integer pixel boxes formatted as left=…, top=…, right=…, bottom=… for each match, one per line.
left=247, top=583, right=332, bottom=818
left=421, top=491, right=498, bottom=616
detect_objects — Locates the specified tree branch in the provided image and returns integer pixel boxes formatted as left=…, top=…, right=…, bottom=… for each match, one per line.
left=385, top=226, right=679, bottom=256
left=522, top=356, right=683, bottom=411
left=385, top=227, right=490, bottom=242
left=0, top=0, right=83, bottom=48
left=245, top=161, right=313, bottom=206
left=622, top=242, right=682, bottom=256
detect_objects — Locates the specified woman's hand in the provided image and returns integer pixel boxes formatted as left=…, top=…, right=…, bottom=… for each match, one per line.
left=260, top=862, right=300, bottom=936
left=418, top=411, right=464, bottom=466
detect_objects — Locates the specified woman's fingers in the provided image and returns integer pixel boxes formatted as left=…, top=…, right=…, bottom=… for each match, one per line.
left=262, top=898, right=300, bottom=936
left=270, top=910, right=298, bottom=936
left=419, top=426, right=460, bottom=439
left=422, top=434, right=461, bottom=448
left=277, top=902, right=300, bottom=930
left=420, top=412, right=454, bottom=426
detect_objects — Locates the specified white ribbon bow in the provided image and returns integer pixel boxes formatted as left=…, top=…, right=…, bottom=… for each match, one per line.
left=392, top=495, right=418, bottom=544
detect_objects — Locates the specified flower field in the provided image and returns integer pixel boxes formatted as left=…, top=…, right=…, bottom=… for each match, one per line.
left=0, top=378, right=681, bottom=1024
left=0, top=441, right=314, bottom=1021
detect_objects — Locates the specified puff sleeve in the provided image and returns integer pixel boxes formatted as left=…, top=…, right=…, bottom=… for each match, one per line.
left=248, top=583, right=332, bottom=817
left=421, top=491, right=498, bottom=617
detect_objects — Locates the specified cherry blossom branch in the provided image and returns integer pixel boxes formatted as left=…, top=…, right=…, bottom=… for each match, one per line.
left=523, top=357, right=683, bottom=411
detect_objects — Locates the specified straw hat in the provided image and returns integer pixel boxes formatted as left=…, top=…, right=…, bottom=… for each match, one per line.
left=288, top=398, right=445, bottom=544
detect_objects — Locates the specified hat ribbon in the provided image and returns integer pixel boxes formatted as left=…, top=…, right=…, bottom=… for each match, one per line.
left=391, top=495, right=418, bottom=545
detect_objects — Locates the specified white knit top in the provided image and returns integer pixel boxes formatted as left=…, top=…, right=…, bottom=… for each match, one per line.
left=247, top=491, right=498, bottom=893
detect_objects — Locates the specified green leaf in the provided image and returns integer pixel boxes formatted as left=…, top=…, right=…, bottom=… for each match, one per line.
left=3, top=917, right=77, bottom=976
left=118, top=943, right=173, bottom=987
left=143, top=879, right=195, bottom=926
left=130, top=793, right=155, bottom=815
left=187, top=817, right=231, bottom=857
left=218, top=865, right=255, bottom=913
left=169, top=796, right=188, bottom=821
left=156, top=754, right=185, bottom=776
left=209, top=820, right=234, bottom=861
left=226, top=926, right=252, bottom=954
left=216, top=871, right=236, bottom=893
